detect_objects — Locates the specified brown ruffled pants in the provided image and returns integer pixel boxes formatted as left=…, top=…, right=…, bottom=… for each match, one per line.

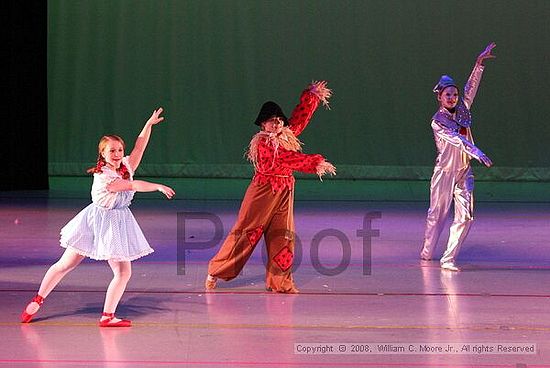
left=207, top=181, right=297, bottom=292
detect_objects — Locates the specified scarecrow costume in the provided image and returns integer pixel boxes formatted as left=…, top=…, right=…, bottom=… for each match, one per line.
left=206, top=81, right=336, bottom=293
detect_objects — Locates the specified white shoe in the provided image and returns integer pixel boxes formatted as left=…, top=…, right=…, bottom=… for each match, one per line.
left=205, top=274, right=217, bottom=290
left=441, top=262, right=460, bottom=272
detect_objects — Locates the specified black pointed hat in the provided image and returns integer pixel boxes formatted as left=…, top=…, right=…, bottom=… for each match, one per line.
left=254, top=101, right=289, bottom=126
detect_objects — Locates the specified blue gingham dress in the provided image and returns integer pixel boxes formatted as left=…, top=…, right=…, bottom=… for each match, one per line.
left=60, top=156, right=154, bottom=261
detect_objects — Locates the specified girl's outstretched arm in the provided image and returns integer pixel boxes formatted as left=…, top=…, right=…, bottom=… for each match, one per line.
left=128, top=107, right=165, bottom=172
left=288, top=81, right=332, bottom=136
left=463, top=43, right=496, bottom=109
left=107, top=179, right=175, bottom=199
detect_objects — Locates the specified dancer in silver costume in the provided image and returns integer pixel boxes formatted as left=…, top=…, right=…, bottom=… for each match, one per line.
left=420, top=42, right=496, bottom=271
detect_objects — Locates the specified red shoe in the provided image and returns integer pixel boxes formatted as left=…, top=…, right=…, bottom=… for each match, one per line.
left=98, top=312, right=132, bottom=327
left=21, top=295, right=44, bottom=323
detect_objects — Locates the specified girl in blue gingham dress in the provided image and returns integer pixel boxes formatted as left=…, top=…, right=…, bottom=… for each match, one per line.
left=21, top=108, right=175, bottom=327
left=60, top=155, right=154, bottom=261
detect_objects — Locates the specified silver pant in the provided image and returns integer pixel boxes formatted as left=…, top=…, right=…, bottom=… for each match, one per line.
left=421, top=167, right=474, bottom=265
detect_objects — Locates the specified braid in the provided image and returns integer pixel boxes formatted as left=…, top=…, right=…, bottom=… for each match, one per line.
left=86, top=154, right=106, bottom=174
left=118, top=163, right=130, bottom=180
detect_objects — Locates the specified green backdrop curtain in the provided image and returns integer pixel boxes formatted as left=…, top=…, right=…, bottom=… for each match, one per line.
left=48, top=0, right=550, bottom=181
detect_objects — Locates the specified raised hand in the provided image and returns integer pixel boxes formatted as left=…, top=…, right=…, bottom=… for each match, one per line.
left=476, top=42, right=496, bottom=66
left=129, top=107, right=166, bottom=172
left=146, top=107, right=165, bottom=126
left=309, top=80, right=332, bottom=109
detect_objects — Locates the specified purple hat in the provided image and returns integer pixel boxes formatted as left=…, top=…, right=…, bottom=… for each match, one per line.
left=433, top=75, right=458, bottom=94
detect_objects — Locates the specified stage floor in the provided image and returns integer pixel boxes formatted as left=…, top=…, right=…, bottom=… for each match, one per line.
left=1, top=193, right=549, bottom=367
